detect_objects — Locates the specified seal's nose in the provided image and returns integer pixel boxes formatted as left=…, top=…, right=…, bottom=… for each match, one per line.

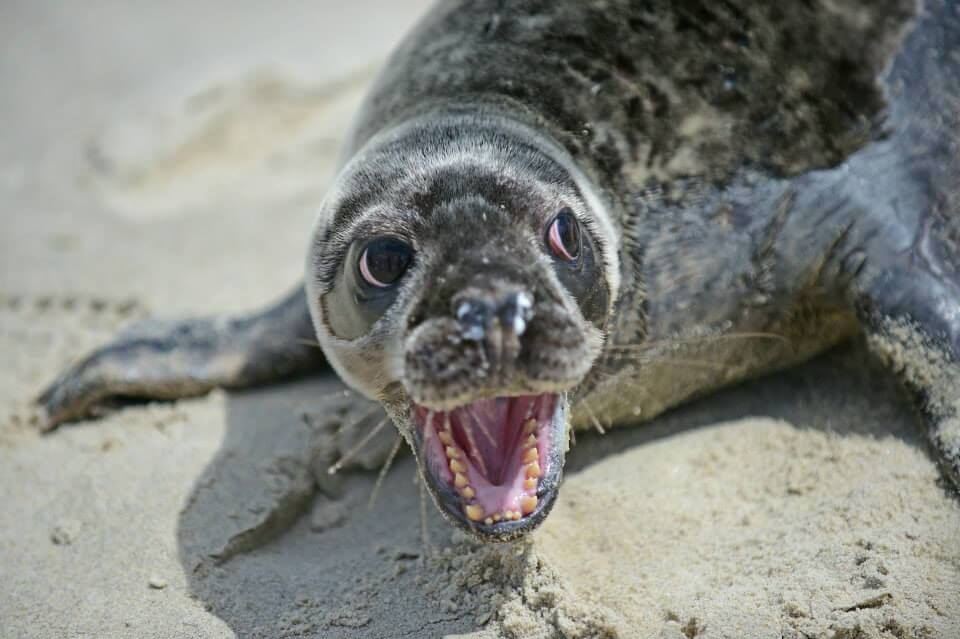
left=455, top=290, right=535, bottom=341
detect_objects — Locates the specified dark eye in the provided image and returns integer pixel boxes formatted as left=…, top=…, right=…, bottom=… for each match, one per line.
left=358, top=237, right=413, bottom=288
left=546, top=208, right=581, bottom=262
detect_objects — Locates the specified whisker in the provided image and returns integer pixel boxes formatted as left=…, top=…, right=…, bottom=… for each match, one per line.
left=368, top=435, right=404, bottom=509
left=327, top=413, right=390, bottom=475
left=296, top=338, right=325, bottom=349
left=302, top=388, right=356, bottom=408
left=600, top=355, right=730, bottom=371
left=421, top=410, right=435, bottom=447
left=424, top=410, right=435, bottom=439
left=579, top=399, right=606, bottom=435
left=470, top=402, right=499, bottom=450
left=607, top=331, right=790, bottom=351
left=461, top=409, right=489, bottom=477
left=584, top=372, right=617, bottom=385
left=642, top=356, right=729, bottom=371
left=417, top=469, right=431, bottom=558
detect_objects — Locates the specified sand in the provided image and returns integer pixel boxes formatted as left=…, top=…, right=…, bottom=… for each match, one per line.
left=1, top=2, right=958, bottom=638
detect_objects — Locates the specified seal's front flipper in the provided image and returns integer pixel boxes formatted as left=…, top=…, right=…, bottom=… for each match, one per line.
left=37, top=286, right=325, bottom=430
left=849, top=214, right=960, bottom=491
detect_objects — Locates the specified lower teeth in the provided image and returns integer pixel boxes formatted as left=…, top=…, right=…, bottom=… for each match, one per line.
left=440, top=408, right=543, bottom=526
left=465, top=504, right=485, bottom=521
left=462, top=495, right=539, bottom=526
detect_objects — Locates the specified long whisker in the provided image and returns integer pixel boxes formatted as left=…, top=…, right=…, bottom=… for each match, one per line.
left=461, top=409, right=489, bottom=477
left=327, top=413, right=390, bottom=475
left=422, top=410, right=435, bottom=448
left=469, top=402, right=499, bottom=450
left=607, top=331, right=790, bottom=351
left=424, top=408, right=434, bottom=432
left=368, top=435, right=404, bottom=509
left=301, top=388, right=356, bottom=409
left=579, top=399, right=606, bottom=435
left=417, top=469, right=431, bottom=557
left=598, top=355, right=731, bottom=371
left=296, top=338, right=325, bottom=349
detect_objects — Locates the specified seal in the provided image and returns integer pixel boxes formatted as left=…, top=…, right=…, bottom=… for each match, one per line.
left=38, top=0, right=960, bottom=542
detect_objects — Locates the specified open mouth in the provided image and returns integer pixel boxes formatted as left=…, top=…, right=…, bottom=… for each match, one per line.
left=412, top=393, right=565, bottom=538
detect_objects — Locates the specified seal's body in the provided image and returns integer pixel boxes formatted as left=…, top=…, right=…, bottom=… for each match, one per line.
left=41, top=0, right=960, bottom=541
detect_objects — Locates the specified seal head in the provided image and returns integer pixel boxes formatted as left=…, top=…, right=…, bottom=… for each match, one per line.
left=306, top=113, right=619, bottom=540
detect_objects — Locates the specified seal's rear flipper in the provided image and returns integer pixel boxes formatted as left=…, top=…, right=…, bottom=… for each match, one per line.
left=36, top=285, right=325, bottom=430
left=852, top=245, right=960, bottom=492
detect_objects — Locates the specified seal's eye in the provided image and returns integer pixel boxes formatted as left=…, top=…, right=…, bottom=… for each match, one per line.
left=546, top=208, right=581, bottom=262
left=358, top=237, right=413, bottom=288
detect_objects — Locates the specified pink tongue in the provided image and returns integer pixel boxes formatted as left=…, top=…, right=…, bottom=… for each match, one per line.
left=450, top=397, right=530, bottom=485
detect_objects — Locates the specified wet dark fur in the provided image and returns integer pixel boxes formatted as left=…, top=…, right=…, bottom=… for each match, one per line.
left=38, top=0, right=960, bottom=536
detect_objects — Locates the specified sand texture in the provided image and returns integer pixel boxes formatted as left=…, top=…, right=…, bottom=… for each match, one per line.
left=1, top=2, right=958, bottom=638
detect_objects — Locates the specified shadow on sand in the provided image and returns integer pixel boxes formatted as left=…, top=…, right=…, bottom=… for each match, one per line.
left=176, top=339, right=925, bottom=638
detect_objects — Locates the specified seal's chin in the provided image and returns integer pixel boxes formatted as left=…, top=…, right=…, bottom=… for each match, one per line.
left=412, top=393, right=566, bottom=541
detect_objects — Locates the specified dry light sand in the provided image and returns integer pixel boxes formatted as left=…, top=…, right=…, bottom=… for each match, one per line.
left=1, top=2, right=958, bottom=638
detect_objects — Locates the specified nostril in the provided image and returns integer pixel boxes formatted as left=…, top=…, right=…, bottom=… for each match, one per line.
left=500, top=291, right=534, bottom=336
left=456, top=299, right=491, bottom=341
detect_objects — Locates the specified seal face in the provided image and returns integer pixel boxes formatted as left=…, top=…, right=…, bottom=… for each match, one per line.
left=306, top=116, right=616, bottom=539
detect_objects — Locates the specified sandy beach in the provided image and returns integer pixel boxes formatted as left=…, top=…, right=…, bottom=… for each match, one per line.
left=1, top=2, right=958, bottom=638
